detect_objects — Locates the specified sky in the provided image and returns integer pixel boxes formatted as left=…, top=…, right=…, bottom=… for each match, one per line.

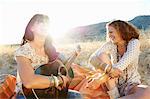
left=0, top=0, right=150, bottom=44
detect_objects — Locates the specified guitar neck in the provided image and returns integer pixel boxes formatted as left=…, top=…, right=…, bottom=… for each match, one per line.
left=65, top=45, right=81, bottom=70
left=65, top=52, right=78, bottom=70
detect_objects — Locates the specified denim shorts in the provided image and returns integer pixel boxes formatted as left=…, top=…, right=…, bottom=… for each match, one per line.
left=67, top=89, right=82, bottom=99
left=16, top=89, right=82, bottom=99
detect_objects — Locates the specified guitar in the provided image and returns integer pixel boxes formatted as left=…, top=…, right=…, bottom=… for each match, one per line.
left=22, top=45, right=81, bottom=99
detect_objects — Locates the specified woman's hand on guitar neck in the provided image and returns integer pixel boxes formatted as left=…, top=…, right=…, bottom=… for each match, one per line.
left=75, top=44, right=81, bottom=55
left=57, top=75, right=70, bottom=90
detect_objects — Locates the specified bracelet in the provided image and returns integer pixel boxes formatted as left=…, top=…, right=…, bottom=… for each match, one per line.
left=107, top=65, right=112, bottom=73
left=58, top=75, right=64, bottom=87
left=48, top=76, right=55, bottom=87
left=100, top=63, right=107, bottom=70
left=53, top=75, right=59, bottom=87
left=104, top=64, right=110, bottom=73
left=51, top=75, right=56, bottom=87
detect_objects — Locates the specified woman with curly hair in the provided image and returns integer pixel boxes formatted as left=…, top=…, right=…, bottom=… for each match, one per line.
left=88, top=20, right=150, bottom=99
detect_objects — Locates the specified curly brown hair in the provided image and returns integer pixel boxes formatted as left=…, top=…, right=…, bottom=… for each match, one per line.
left=106, top=20, right=140, bottom=43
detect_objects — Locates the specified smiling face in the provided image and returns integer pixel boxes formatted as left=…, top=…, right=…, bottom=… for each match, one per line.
left=106, top=20, right=139, bottom=45
left=32, top=23, right=49, bottom=37
left=31, top=22, right=49, bottom=38
left=107, top=25, right=124, bottom=44
left=23, top=14, right=50, bottom=44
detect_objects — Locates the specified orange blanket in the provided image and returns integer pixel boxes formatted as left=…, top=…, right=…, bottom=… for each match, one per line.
left=0, top=74, right=16, bottom=99
left=69, top=64, right=110, bottom=99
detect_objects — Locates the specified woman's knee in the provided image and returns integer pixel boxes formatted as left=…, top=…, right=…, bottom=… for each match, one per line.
left=98, top=52, right=111, bottom=64
left=133, top=85, right=150, bottom=99
left=140, top=86, right=150, bottom=99
left=67, top=89, right=82, bottom=99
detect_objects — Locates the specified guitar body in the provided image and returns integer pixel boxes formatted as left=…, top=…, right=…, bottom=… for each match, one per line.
left=22, top=60, right=74, bottom=99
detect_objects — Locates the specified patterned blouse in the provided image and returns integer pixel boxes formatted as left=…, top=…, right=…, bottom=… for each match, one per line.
left=15, top=43, right=49, bottom=69
left=14, top=43, right=68, bottom=93
left=88, top=39, right=141, bottom=87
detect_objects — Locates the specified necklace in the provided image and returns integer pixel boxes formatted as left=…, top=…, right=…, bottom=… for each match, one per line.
left=117, top=42, right=127, bottom=57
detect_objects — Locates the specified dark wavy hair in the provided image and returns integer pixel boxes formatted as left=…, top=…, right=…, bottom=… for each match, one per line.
left=21, top=14, right=58, bottom=62
left=106, top=20, right=140, bottom=43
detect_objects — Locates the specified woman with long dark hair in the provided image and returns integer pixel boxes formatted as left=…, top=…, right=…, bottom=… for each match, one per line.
left=15, top=14, right=82, bottom=99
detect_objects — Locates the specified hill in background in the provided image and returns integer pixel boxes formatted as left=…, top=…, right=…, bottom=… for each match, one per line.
left=0, top=15, right=150, bottom=85
left=66, top=15, right=150, bottom=42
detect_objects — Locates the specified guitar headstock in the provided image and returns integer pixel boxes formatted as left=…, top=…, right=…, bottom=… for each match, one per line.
left=75, top=44, right=81, bottom=55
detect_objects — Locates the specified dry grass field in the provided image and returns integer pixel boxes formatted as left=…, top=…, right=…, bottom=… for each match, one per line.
left=0, top=30, right=150, bottom=85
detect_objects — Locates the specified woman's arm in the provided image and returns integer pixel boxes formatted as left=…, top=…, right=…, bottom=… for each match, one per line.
left=16, top=56, right=56, bottom=89
left=113, top=39, right=140, bottom=71
left=89, top=41, right=113, bottom=69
